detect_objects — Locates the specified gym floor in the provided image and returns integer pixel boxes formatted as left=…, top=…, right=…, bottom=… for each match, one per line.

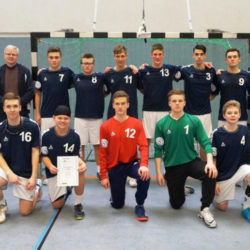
left=1, top=160, right=250, bottom=250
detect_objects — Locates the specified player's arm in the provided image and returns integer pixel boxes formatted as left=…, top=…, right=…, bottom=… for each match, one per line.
left=154, top=124, right=165, bottom=186
left=34, top=91, right=42, bottom=126
left=26, top=147, right=39, bottom=190
left=137, top=123, right=150, bottom=181
left=99, top=125, right=110, bottom=189
left=0, top=153, right=21, bottom=184
left=42, top=156, right=58, bottom=175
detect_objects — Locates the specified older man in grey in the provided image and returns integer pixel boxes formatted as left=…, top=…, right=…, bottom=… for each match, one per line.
left=0, top=45, right=34, bottom=121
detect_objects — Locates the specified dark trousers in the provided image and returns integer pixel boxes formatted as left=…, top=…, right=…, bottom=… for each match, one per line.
left=108, top=161, right=150, bottom=209
left=164, top=158, right=216, bottom=210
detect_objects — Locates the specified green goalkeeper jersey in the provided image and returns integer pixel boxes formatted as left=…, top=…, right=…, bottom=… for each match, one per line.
left=154, top=113, right=212, bottom=167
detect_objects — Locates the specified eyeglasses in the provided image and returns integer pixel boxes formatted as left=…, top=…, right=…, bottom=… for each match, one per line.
left=48, top=56, right=60, bottom=59
left=82, top=62, right=94, bottom=66
left=5, top=53, right=18, bottom=57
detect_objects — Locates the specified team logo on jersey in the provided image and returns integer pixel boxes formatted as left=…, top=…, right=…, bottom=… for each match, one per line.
left=167, top=129, right=171, bottom=134
left=48, top=145, right=53, bottom=150
left=221, top=142, right=226, bottom=147
left=189, top=74, right=194, bottom=78
left=111, top=79, right=114, bottom=83
left=43, top=77, right=47, bottom=81
left=156, top=137, right=164, bottom=146
left=92, top=76, right=97, bottom=84
left=3, top=136, right=8, bottom=142
left=35, top=81, right=41, bottom=89
left=41, top=146, right=48, bottom=154
left=77, top=78, right=80, bottom=82
left=221, top=80, right=225, bottom=84
left=111, top=131, right=116, bottom=136
left=212, top=147, right=217, bottom=156
left=146, top=72, right=150, bottom=75
left=101, top=139, right=108, bottom=148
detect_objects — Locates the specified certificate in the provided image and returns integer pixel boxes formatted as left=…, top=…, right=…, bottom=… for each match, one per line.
left=57, top=156, right=79, bottom=186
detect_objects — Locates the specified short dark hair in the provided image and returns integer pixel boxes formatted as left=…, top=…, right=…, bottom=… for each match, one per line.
left=47, top=46, right=62, bottom=56
left=225, top=48, right=240, bottom=58
left=112, top=90, right=129, bottom=103
left=168, top=89, right=185, bottom=100
left=53, top=105, right=71, bottom=117
left=193, top=44, right=206, bottom=53
left=113, top=44, right=127, bottom=55
left=3, top=92, right=21, bottom=105
left=151, top=43, right=164, bottom=53
left=81, top=53, right=95, bottom=64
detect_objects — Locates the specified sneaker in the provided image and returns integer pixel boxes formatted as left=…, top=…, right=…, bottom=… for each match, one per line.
left=242, top=207, right=250, bottom=222
left=74, top=203, right=85, bottom=220
left=96, top=172, right=101, bottom=182
left=198, top=207, right=217, bottom=228
left=35, top=179, right=43, bottom=201
left=127, top=177, right=137, bottom=188
left=0, top=201, right=8, bottom=224
left=184, top=185, right=195, bottom=196
left=135, top=205, right=148, bottom=222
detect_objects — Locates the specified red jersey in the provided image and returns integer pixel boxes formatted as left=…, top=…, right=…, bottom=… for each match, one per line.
left=99, top=116, right=148, bottom=180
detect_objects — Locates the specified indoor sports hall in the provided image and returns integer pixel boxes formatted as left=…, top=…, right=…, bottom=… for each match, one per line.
left=1, top=1, right=250, bottom=249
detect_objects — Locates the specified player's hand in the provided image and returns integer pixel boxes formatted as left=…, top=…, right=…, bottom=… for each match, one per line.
left=129, top=65, right=138, bottom=74
left=78, top=159, right=87, bottom=173
left=139, top=63, right=148, bottom=70
left=104, top=67, right=112, bottom=73
left=138, top=166, right=150, bottom=181
left=26, top=177, right=36, bottom=190
left=204, top=62, right=213, bottom=69
left=204, top=163, right=218, bottom=178
left=156, top=173, right=165, bottom=186
left=7, top=172, right=21, bottom=185
left=216, top=69, right=224, bottom=75
left=49, top=165, right=58, bottom=174
left=35, top=113, right=41, bottom=126
left=101, top=178, right=110, bottom=189
left=215, top=183, right=220, bottom=195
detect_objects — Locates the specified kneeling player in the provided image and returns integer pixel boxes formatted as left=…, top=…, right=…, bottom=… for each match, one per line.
left=99, top=91, right=150, bottom=221
left=0, top=93, right=41, bottom=223
left=211, top=100, right=250, bottom=221
left=41, top=105, right=87, bottom=220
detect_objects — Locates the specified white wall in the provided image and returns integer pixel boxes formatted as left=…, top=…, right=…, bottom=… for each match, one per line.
left=1, top=0, right=250, bottom=33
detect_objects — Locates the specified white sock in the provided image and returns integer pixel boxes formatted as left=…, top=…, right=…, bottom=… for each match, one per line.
left=0, top=199, right=6, bottom=206
left=97, top=165, right=100, bottom=173
left=243, top=195, right=250, bottom=210
left=74, top=194, right=83, bottom=205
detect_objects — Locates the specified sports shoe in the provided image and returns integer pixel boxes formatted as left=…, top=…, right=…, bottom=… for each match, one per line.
left=242, top=207, right=250, bottom=222
left=35, top=179, right=43, bottom=201
left=127, top=177, right=137, bottom=188
left=184, top=185, right=195, bottom=196
left=96, top=172, right=101, bottom=182
left=0, top=201, right=8, bottom=224
left=74, top=203, right=85, bottom=220
left=198, top=207, right=217, bottom=228
left=135, top=205, right=148, bottom=222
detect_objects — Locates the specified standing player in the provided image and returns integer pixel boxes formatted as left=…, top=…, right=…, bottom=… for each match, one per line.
left=35, top=46, right=74, bottom=183
left=0, top=92, right=41, bottom=223
left=211, top=100, right=250, bottom=221
left=104, top=44, right=140, bottom=187
left=74, top=53, right=107, bottom=180
left=175, top=44, right=217, bottom=161
left=41, top=105, right=87, bottom=220
left=211, top=48, right=250, bottom=127
left=99, top=91, right=150, bottom=221
left=154, top=89, right=218, bottom=228
left=0, top=45, right=34, bottom=121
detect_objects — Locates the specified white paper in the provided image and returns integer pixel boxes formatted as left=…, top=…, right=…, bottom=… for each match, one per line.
left=57, top=156, right=79, bottom=186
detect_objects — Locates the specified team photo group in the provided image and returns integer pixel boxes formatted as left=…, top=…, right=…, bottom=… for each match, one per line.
left=0, top=42, right=250, bottom=229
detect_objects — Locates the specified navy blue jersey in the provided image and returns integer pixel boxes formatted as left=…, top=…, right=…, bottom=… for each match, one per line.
left=215, top=71, right=250, bottom=121
left=104, top=67, right=140, bottom=118
left=176, top=65, right=217, bottom=115
left=212, top=125, right=250, bottom=181
left=41, top=127, right=81, bottom=178
left=74, top=72, right=107, bottom=119
left=0, top=118, right=40, bottom=178
left=35, top=67, right=74, bottom=118
left=139, top=64, right=181, bottom=111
